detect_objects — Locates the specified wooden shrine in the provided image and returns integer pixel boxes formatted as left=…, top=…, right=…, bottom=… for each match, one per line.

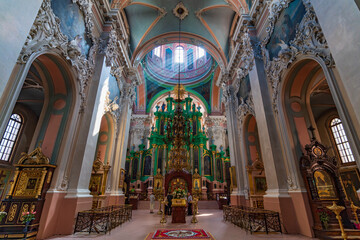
left=0, top=147, right=56, bottom=238
left=89, top=153, right=111, bottom=209
left=300, top=137, right=355, bottom=236
left=246, top=155, right=267, bottom=209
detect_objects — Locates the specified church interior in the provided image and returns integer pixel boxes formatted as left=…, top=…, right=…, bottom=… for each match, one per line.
left=0, top=0, right=360, bottom=239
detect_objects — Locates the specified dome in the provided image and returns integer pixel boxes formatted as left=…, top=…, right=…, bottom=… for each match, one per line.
left=142, top=43, right=214, bottom=86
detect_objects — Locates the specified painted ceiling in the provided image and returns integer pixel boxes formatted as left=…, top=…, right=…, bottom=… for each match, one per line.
left=115, top=0, right=250, bottom=115
left=123, top=0, right=237, bottom=60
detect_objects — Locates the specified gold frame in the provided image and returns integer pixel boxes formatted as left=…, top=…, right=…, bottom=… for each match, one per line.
left=119, top=168, right=125, bottom=188
left=13, top=168, right=47, bottom=198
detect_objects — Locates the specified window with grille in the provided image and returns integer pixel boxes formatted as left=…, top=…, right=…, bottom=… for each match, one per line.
left=0, top=114, right=22, bottom=161
left=330, top=117, right=355, bottom=163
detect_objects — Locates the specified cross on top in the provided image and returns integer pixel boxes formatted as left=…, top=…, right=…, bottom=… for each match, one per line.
left=308, top=125, right=316, bottom=140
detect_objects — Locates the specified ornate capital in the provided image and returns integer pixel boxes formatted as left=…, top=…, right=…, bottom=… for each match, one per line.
left=221, top=84, right=236, bottom=108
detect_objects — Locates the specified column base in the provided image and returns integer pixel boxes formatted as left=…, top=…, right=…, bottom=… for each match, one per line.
left=36, top=191, right=92, bottom=239
left=263, top=190, right=314, bottom=237
left=106, top=193, right=125, bottom=206
left=230, top=193, right=246, bottom=206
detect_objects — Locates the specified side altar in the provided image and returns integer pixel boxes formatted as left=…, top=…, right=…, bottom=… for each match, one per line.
left=0, top=147, right=56, bottom=238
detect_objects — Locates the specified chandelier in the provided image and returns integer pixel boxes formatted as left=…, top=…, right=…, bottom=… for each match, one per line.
left=166, top=12, right=191, bottom=171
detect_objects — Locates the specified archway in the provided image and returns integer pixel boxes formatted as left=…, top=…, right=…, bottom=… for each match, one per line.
left=243, top=115, right=267, bottom=209
left=282, top=58, right=359, bottom=233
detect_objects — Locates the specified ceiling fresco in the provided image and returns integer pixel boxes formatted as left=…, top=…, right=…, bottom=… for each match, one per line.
left=111, top=0, right=249, bottom=115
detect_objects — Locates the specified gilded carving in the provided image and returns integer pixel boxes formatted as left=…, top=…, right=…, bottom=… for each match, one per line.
left=46, top=171, right=52, bottom=184
left=13, top=168, right=46, bottom=198
left=19, top=203, right=29, bottom=222
left=7, top=203, right=18, bottom=222
left=0, top=204, right=5, bottom=212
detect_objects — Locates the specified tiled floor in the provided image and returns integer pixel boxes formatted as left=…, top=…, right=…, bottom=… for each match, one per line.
left=49, top=210, right=317, bottom=240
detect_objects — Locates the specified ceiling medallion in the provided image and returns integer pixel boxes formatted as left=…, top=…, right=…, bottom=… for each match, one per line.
left=173, top=2, right=188, bottom=20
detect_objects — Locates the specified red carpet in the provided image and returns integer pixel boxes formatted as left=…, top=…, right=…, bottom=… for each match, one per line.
left=145, top=229, right=215, bottom=240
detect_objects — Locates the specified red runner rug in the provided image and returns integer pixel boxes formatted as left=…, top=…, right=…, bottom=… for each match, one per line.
left=145, top=229, right=215, bottom=240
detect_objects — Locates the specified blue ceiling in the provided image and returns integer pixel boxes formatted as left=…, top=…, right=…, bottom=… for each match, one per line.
left=124, top=0, right=236, bottom=59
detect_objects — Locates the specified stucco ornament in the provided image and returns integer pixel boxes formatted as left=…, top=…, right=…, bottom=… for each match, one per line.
left=236, top=94, right=255, bottom=126
left=17, top=0, right=98, bottom=111
left=262, top=0, right=334, bottom=113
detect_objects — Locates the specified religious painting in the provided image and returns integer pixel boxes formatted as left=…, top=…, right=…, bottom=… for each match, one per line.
left=255, top=177, right=267, bottom=194
left=193, top=147, right=199, bottom=173
left=154, top=177, right=163, bottom=191
left=192, top=79, right=212, bottom=108
left=143, top=155, right=152, bottom=176
left=157, top=148, right=164, bottom=173
left=119, top=169, right=125, bottom=189
left=204, top=155, right=211, bottom=176
left=13, top=169, right=45, bottom=198
left=216, top=158, right=222, bottom=181
left=51, top=0, right=92, bottom=56
left=193, top=178, right=201, bottom=191
left=314, top=170, right=337, bottom=199
left=26, top=178, right=38, bottom=190
left=169, top=178, right=188, bottom=194
left=132, top=158, right=138, bottom=180
left=89, top=174, right=102, bottom=195
left=340, top=169, right=360, bottom=205
left=266, top=0, right=306, bottom=60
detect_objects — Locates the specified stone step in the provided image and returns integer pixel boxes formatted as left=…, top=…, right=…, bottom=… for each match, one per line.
left=314, top=228, right=360, bottom=239
left=137, top=200, right=220, bottom=210
left=198, top=200, right=219, bottom=209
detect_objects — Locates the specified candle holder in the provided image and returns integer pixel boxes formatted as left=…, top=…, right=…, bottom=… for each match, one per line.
left=350, top=201, right=360, bottom=223
left=326, top=201, right=347, bottom=240
left=191, top=198, right=198, bottom=223
left=160, top=200, right=167, bottom=224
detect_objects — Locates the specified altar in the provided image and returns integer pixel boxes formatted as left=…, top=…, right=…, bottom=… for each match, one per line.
left=171, top=199, right=186, bottom=223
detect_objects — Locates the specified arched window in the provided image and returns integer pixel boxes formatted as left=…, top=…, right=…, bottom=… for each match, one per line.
left=330, top=117, right=355, bottom=163
left=165, top=48, right=172, bottom=69
left=197, top=47, right=205, bottom=59
left=154, top=46, right=161, bottom=57
left=0, top=114, right=22, bottom=161
left=174, top=46, right=184, bottom=63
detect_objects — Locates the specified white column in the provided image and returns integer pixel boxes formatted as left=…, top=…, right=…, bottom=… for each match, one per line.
left=224, top=86, right=246, bottom=197
left=66, top=55, right=111, bottom=198
left=109, top=95, right=132, bottom=196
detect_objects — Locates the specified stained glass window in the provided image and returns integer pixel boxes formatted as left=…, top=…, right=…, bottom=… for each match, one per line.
left=330, top=117, right=355, bottom=163
left=0, top=114, right=22, bottom=161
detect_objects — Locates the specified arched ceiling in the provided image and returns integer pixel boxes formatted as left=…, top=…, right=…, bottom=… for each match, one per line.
left=112, top=0, right=248, bottom=115
left=122, top=0, right=239, bottom=62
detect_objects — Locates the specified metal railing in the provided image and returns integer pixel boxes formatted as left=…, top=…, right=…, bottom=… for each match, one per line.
left=74, top=205, right=132, bottom=234
left=223, top=205, right=282, bottom=234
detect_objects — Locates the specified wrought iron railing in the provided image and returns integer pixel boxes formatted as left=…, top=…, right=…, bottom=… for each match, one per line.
left=74, top=205, right=132, bottom=234
left=223, top=205, right=282, bottom=234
